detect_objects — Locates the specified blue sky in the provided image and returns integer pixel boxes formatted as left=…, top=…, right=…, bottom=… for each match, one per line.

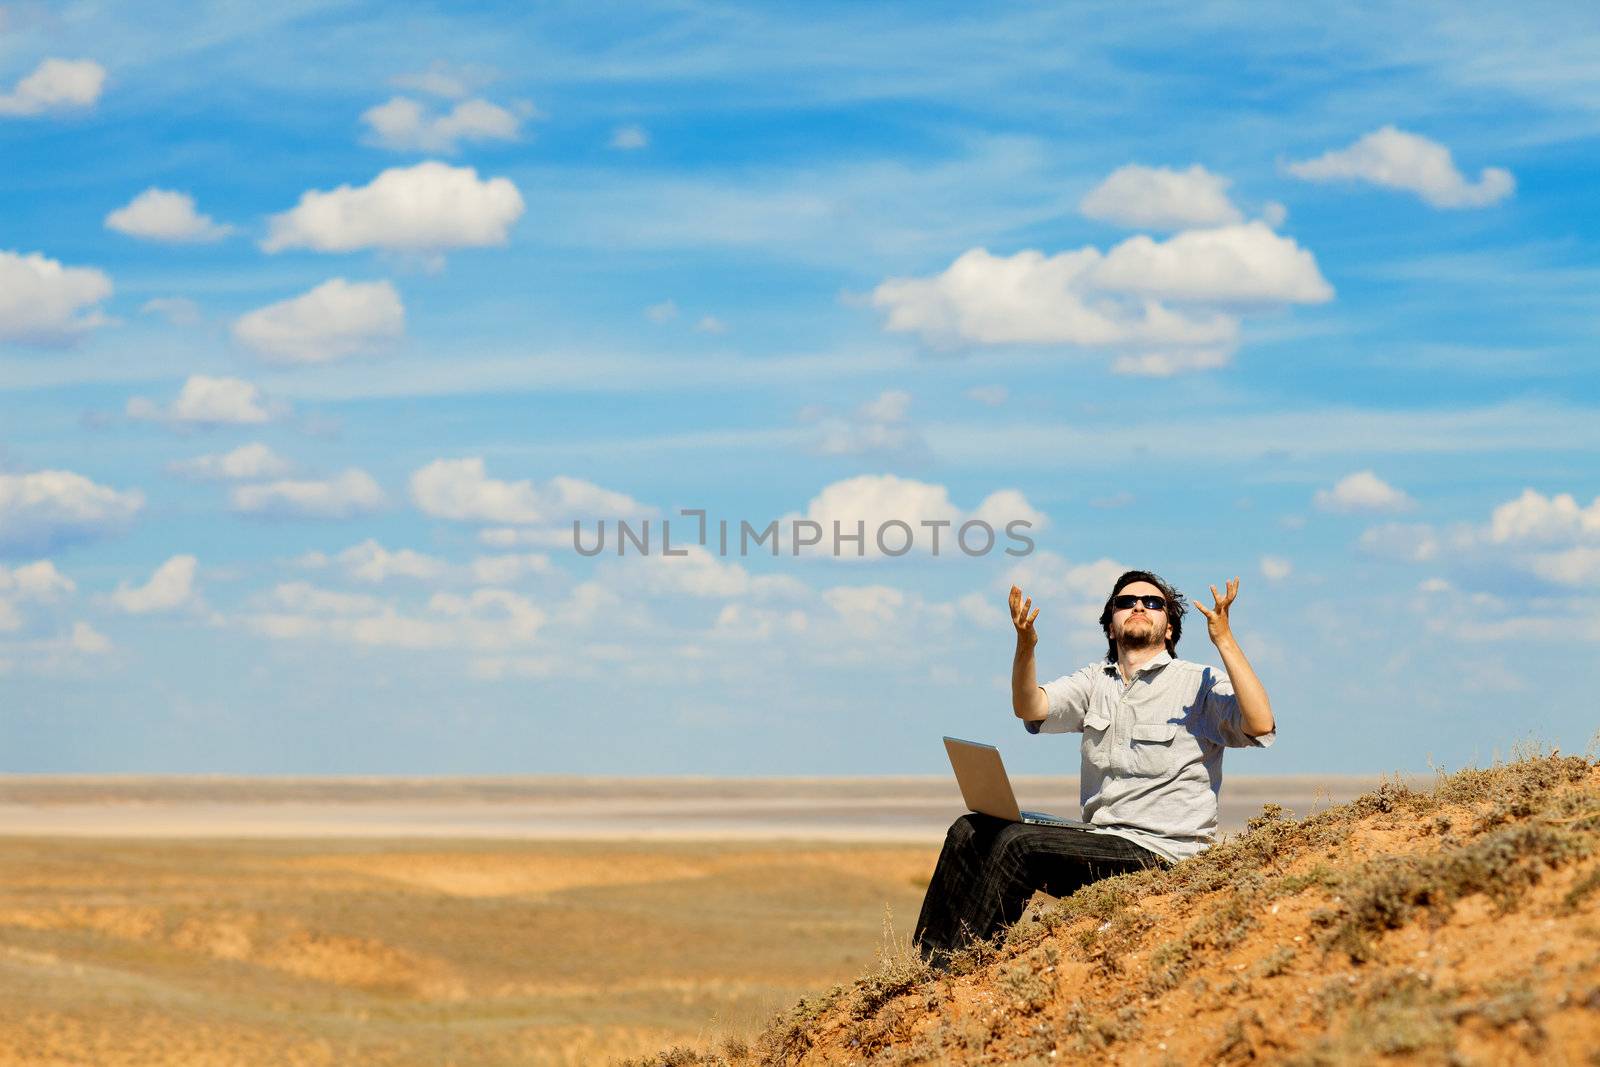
left=3, top=2, right=1599, bottom=776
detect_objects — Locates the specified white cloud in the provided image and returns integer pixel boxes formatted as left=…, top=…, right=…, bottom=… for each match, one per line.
left=110, top=555, right=199, bottom=614
left=0, top=58, right=105, bottom=116
left=1487, top=488, right=1600, bottom=546
left=1472, top=489, right=1600, bottom=589
left=315, top=539, right=448, bottom=583
left=1358, top=523, right=1440, bottom=562
left=873, top=246, right=1234, bottom=350
left=1286, top=126, right=1514, bottom=209
left=1079, top=163, right=1243, bottom=230
left=168, top=443, right=291, bottom=482
left=233, top=278, right=404, bottom=364
left=608, top=544, right=809, bottom=601
left=271, top=581, right=385, bottom=616
left=1314, top=470, right=1415, bottom=513
left=0, top=250, right=113, bottom=344
left=822, top=584, right=905, bottom=629
left=140, top=297, right=201, bottom=326
left=965, top=385, right=1008, bottom=407
left=955, top=590, right=1007, bottom=630
left=409, top=458, right=649, bottom=526
left=391, top=62, right=475, bottom=100
left=127, top=375, right=277, bottom=426
left=1091, top=222, right=1334, bottom=305
left=469, top=552, right=552, bottom=585
left=1524, top=547, right=1600, bottom=587
left=262, top=161, right=525, bottom=255
left=429, top=588, right=546, bottom=644
left=1357, top=490, right=1600, bottom=591
left=104, top=188, right=232, bottom=242
left=1110, top=348, right=1232, bottom=377
left=0, top=560, right=76, bottom=630
left=0, top=560, right=76, bottom=601
left=0, top=470, right=142, bottom=553
left=361, top=96, right=521, bottom=153
left=645, top=299, right=678, bottom=323
left=774, top=474, right=1046, bottom=560
left=477, top=526, right=576, bottom=550
left=1259, top=555, right=1293, bottom=580
left=70, top=621, right=112, bottom=654
left=610, top=124, right=648, bottom=150
left=230, top=469, right=386, bottom=520
left=801, top=389, right=923, bottom=458
left=246, top=582, right=546, bottom=651
left=873, top=223, right=1330, bottom=360
left=694, top=315, right=728, bottom=334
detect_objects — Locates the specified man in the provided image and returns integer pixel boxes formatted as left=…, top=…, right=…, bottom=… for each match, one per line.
left=913, top=569, right=1276, bottom=963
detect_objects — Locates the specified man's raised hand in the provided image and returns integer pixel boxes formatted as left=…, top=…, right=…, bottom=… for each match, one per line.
left=1009, top=584, right=1041, bottom=650
left=1192, top=576, right=1240, bottom=645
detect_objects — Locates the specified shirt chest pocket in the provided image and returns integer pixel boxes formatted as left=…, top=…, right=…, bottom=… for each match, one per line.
left=1127, top=721, right=1194, bottom=777
left=1081, top=708, right=1113, bottom=768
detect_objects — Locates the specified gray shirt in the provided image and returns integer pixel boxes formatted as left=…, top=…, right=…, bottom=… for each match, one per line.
left=1025, top=649, right=1275, bottom=864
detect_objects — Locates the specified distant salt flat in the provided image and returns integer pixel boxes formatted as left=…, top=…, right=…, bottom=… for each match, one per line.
left=0, top=775, right=1412, bottom=841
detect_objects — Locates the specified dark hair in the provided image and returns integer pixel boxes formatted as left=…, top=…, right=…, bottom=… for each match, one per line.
left=1098, top=569, right=1185, bottom=661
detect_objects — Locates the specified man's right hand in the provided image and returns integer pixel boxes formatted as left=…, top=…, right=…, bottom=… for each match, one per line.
left=1009, top=584, right=1040, bottom=651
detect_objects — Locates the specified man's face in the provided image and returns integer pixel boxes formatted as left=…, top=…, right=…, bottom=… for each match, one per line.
left=1109, top=580, right=1173, bottom=651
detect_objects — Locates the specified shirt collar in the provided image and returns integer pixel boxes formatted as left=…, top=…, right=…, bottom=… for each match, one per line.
left=1102, top=649, right=1173, bottom=676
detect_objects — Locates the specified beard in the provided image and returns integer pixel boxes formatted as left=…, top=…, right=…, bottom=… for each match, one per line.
left=1115, top=615, right=1165, bottom=653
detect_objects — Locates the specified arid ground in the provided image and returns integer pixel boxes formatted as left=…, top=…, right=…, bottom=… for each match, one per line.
left=0, top=775, right=1382, bottom=1065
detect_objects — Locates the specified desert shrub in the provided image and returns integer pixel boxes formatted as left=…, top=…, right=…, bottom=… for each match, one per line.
left=1001, top=960, right=1052, bottom=1013
left=1561, top=866, right=1600, bottom=913
left=752, top=984, right=846, bottom=1063
left=1141, top=938, right=1192, bottom=995
left=1472, top=755, right=1594, bottom=832
left=1270, top=863, right=1339, bottom=898
left=1463, top=978, right=1546, bottom=1047
left=1350, top=774, right=1435, bottom=819
left=941, top=930, right=998, bottom=975
left=1433, top=765, right=1497, bottom=806
left=1040, top=868, right=1151, bottom=930
left=617, top=1047, right=725, bottom=1067
left=1056, top=998, right=1136, bottom=1053
left=1254, top=945, right=1297, bottom=978
left=1286, top=970, right=1464, bottom=1065
left=853, top=955, right=931, bottom=1018
left=1319, top=821, right=1592, bottom=961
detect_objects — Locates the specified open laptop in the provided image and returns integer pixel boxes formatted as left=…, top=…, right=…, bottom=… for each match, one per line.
left=943, top=736, right=1093, bottom=828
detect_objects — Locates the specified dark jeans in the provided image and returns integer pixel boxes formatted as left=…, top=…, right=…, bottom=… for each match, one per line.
left=913, top=814, right=1169, bottom=961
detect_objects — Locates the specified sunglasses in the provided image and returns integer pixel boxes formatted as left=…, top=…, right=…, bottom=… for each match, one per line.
left=1112, top=593, right=1168, bottom=612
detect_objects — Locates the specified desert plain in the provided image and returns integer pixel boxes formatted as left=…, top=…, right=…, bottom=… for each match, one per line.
left=0, top=774, right=1389, bottom=1065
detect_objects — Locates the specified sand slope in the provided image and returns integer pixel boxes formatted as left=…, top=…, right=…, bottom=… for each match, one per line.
left=633, top=756, right=1600, bottom=1065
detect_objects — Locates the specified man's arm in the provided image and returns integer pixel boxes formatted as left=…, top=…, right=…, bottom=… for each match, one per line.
left=1009, top=585, right=1048, bottom=721
left=1193, top=578, right=1275, bottom=737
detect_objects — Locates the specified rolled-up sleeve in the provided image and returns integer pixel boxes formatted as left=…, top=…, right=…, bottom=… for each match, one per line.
left=1025, top=666, right=1095, bottom=735
left=1200, top=667, right=1275, bottom=748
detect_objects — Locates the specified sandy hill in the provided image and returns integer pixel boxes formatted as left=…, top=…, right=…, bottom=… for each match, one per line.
left=631, top=752, right=1600, bottom=1066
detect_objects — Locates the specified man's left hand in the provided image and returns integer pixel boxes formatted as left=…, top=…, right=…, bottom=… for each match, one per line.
left=1193, top=577, right=1240, bottom=645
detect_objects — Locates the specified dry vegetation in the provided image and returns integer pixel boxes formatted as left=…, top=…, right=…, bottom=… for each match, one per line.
left=631, top=749, right=1600, bottom=1066
left=0, top=838, right=932, bottom=1066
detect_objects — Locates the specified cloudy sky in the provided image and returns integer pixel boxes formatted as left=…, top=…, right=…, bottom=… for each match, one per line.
left=3, top=3, right=1598, bottom=776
